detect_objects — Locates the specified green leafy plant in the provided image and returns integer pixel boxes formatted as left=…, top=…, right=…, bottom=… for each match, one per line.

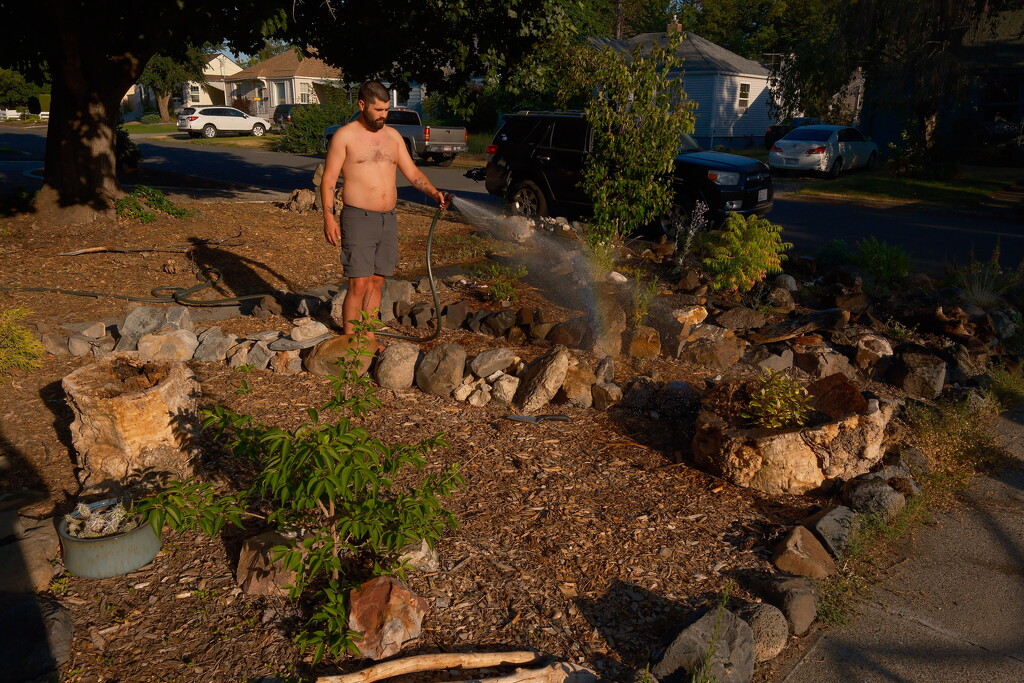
left=742, top=370, right=812, bottom=429
left=987, top=363, right=1024, bottom=407
left=572, top=30, right=697, bottom=243
left=114, top=185, right=192, bottom=223
left=949, top=242, right=1022, bottom=311
left=853, top=236, right=910, bottom=288
left=477, top=262, right=528, bottom=302
left=701, top=213, right=791, bottom=293
left=115, top=124, right=141, bottom=172
left=883, top=318, right=917, bottom=341
left=629, top=275, right=660, bottom=327
left=233, top=378, right=253, bottom=395
left=134, top=342, right=463, bottom=662
left=0, top=307, right=45, bottom=382
left=272, top=91, right=357, bottom=155
left=815, top=238, right=854, bottom=272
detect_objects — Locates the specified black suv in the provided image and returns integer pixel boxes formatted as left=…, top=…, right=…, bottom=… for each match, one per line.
left=484, top=111, right=773, bottom=234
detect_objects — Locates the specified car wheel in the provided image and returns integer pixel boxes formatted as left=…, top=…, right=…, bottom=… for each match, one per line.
left=656, top=197, right=700, bottom=240
left=826, top=157, right=843, bottom=179
left=202, top=124, right=217, bottom=139
left=865, top=152, right=877, bottom=171
left=251, top=123, right=266, bottom=137
left=436, top=156, right=454, bottom=168
left=509, top=179, right=548, bottom=217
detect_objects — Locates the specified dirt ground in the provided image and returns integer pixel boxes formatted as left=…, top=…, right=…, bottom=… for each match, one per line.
left=0, top=195, right=819, bottom=682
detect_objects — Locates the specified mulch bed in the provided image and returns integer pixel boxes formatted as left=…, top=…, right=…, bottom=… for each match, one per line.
left=0, top=197, right=816, bottom=682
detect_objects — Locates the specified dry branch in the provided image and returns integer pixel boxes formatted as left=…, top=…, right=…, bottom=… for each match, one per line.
left=315, top=651, right=542, bottom=683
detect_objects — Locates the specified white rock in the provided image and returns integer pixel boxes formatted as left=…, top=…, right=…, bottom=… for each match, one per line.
left=452, top=384, right=474, bottom=402
left=291, top=320, right=330, bottom=342
left=607, top=271, right=628, bottom=284
left=492, top=374, right=519, bottom=404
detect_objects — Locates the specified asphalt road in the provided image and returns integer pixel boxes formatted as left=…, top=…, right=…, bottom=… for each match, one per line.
left=3, top=126, right=1021, bottom=275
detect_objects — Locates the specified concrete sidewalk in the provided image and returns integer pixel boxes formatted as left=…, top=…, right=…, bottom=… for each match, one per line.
left=778, top=409, right=1024, bottom=682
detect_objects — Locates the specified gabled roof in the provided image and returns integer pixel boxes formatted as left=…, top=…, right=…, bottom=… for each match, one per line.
left=227, top=50, right=342, bottom=81
left=587, top=32, right=769, bottom=77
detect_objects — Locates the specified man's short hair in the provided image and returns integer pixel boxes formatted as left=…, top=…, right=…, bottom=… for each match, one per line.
left=358, top=80, right=390, bottom=105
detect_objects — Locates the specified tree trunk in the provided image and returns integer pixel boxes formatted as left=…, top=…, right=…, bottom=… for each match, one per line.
left=918, top=109, right=938, bottom=155
left=156, top=92, right=172, bottom=122
left=34, top=1, right=153, bottom=224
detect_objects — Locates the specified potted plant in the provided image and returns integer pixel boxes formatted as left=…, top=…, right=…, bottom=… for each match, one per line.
left=57, top=498, right=162, bottom=579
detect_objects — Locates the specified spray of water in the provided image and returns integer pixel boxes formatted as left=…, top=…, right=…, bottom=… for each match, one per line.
left=446, top=195, right=626, bottom=338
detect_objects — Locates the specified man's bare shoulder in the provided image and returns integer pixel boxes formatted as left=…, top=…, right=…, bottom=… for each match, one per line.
left=335, top=120, right=364, bottom=140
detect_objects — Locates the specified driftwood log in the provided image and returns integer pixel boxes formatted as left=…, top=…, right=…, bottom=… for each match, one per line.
left=315, top=651, right=596, bottom=683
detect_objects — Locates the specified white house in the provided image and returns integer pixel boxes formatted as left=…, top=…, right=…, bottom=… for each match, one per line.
left=225, top=50, right=343, bottom=116
left=181, top=53, right=244, bottom=108
left=590, top=23, right=774, bottom=149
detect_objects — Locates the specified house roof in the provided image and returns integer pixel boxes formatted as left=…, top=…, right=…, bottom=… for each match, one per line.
left=227, top=50, right=342, bottom=81
left=587, top=32, right=769, bottom=77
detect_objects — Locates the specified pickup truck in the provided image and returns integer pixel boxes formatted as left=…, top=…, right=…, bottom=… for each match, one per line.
left=323, top=108, right=468, bottom=166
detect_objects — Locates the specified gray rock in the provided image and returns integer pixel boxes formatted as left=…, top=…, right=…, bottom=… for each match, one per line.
left=678, top=336, right=747, bottom=371
left=514, top=345, right=570, bottom=413
left=990, top=310, right=1016, bottom=339
left=380, top=279, right=412, bottom=323
left=808, top=506, right=862, bottom=560
left=410, top=302, right=436, bottom=328
left=716, top=306, right=767, bottom=331
left=268, top=334, right=332, bottom=351
left=747, top=346, right=794, bottom=373
left=774, top=274, right=798, bottom=292
left=247, top=340, right=274, bottom=370
left=80, top=321, right=107, bottom=339
left=471, top=348, right=515, bottom=378
left=889, top=350, right=946, bottom=399
left=0, top=518, right=59, bottom=593
left=482, top=310, right=518, bottom=337
left=754, top=575, right=817, bottom=636
left=466, top=310, right=488, bottom=333
left=620, top=376, right=660, bottom=411
left=654, top=381, right=701, bottom=418
left=854, top=334, right=894, bottom=377
left=794, top=347, right=857, bottom=380
left=0, top=595, right=72, bottom=681
left=592, top=382, right=623, bottom=411
left=246, top=330, right=283, bottom=342
left=844, top=478, right=906, bottom=520
left=117, top=306, right=163, bottom=347
left=442, top=301, right=470, bottom=330
left=415, top=343, right=467, bottom=397
left=137, top=329, right=199, bottom=361
left=226, top=341, right=255, bottom=369
left=374, top=342, right=420, bottom=390
left=67, top=333, right=94, bottom=357
left=491, top=374, right=520, bottom=404
left=651, top=608, right=755, bottom=683
left=527, top=321, right=556, bottom=341
left=192, top=327, right=238, bottom=362
left=290, top=319, right=330, bottom=342
left=734, top=601, right=789, bottom=663
left=588, top=299, right=627, bottom=357
left=163, top=306, right=194, bottom=332
left=558, top=362, right=595, bottom=409
left=595, top=356, right=615, bottom=383
left=891, top=447, right=931, bottom=476
left=398, top=538, right=440, bottom=572
left=92, top=335, right=115, bottom=358
left=38, top=333, right=69, bottom=356
left=468, top=386, right=491, bottom=406
left=767, top=287, right=796, bottom=313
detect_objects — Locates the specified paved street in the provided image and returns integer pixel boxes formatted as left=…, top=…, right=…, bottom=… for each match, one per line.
left=2, top=126, right=1021, bottom=275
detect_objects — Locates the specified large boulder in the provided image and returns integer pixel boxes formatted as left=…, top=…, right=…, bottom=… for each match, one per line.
left=348, top=577, right=428, bottom=660
left=772, top=526, right=837, bottom=579
left=374, top=342, right=420, bottom=390
left=888, top=349, right=947, bottom=399
left=692, top=393, right=896, bottom=495
left=651, top=608, right=755, bottom=683
left=415, top=343, right=467, bottom=397
left=304, top=335, right=373, bottom=376
left=515, top=345, right=570, bottom=413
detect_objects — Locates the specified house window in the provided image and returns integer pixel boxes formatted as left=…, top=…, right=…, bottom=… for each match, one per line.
left=738, top=83, right=750, bottom=111
left=300, top=83, right=312, bottom=104
left=190, top=84, right=201, bottom=103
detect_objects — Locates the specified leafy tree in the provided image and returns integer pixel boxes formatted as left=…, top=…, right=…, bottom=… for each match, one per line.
left=237, top=39, right=293, bottom=68
left=568, top=31, right=697, bottom=242
left=0, top=68, right=45, bottom=109
left=138, top=48, right=208, bottom=122
left=0, top=0, right=566, bottom=223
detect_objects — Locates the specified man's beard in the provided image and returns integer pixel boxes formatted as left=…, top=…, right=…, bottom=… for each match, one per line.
left=364, top=113, right=385, bottom=131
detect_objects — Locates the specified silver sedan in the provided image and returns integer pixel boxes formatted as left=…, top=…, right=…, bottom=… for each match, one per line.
left=769, top=124, right=878, bottom=178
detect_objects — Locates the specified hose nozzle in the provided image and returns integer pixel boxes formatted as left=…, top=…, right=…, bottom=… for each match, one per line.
left=441, top=192, right=455, bottom=210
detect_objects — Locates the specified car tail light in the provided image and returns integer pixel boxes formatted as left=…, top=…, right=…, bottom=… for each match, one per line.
left=187, top=116, right=198, bottom=121
left=485, top=144, right=497, bottom=156
left=771, top=145, right=782, bottom=153
left=424, top=126, right=430, bottom=142
left=465, top=130, right=469, bottom=143
left=806, top=146, right=826, bottom=155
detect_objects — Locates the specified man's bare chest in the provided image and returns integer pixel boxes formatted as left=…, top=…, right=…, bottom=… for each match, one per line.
left=351, top=139, right=397, bottom=166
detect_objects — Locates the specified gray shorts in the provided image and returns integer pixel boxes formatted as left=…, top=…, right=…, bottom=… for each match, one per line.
left=340, top=206, right=398, bottom=278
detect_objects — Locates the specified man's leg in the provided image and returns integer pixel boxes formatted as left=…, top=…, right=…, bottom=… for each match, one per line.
left=342, top=276, right=371, bottom=335
left=361, top=275, right=385, bottom=347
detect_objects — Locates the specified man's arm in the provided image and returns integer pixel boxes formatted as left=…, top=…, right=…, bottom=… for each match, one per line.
left=395, top=133, right=448, bottom=207
left=321, top=129, right=348, bottom=246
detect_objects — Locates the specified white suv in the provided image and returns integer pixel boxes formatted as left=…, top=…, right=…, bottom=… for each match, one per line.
left=176, top=106, right=271, bottom=139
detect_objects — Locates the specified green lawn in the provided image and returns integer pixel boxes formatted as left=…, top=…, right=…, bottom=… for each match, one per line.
left=797, top=165, right=1023, bottom=209
left=124, top=123, right=179, bottom=134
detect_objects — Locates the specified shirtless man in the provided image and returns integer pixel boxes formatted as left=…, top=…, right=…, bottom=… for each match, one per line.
left=321, top=80, right=448, bottom=340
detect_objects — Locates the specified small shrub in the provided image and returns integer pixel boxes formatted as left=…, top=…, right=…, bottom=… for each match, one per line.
left=135, top=347, right=463, bottom=662
left=742, top=371, right=812, bottom=429
left=815, top=238, right=854, bottom=272
left=231, top=97, right=254, bottom=115
left=114, top=185, right=193, bottom=223
left=853, top=236, right=910, bottom=287
left=701, top=213, right=791, bottom=293
left=477, top=263, right=528, bottom=303
left=882, top=318, right=917, bottom=341
left=139, top=113, right=161, bottom=125
left=988, top=363, right=1024, bottom=407
left=273, top=92, right=356, bottom=155
left=0, top=307, right=45, bottom=382
left=949, top=242, right=1022, bottom=311
left=115, top=124, right=141, bottom=172
left=629, top=275, right=660, bottom=327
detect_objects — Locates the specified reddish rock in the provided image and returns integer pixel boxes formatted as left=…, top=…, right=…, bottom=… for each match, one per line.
left=236, top=531, right=296, bottom=597
left=772, top=526, right=837, bottom=579
left=348, top=576, right=429, bottom=660
left=626, top=326, right=661, bottom=359
left=808, top=374, right=869, bottom=419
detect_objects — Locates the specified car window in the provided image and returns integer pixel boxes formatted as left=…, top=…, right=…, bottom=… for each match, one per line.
left=783, top=128, right=833, bottom=142
left=548, top=119, right=588, bottom=151
left=387, top=111, right=420, bottom=126
left=201, top=108, right=224, bottom=116
left=679, top=134, right=703, bottom=152
left=180, top=108, right=196, bottom=116
left=844, top=128, right=865, bottom=142
left=496, top=117, right=544, bottom=145
left=227, top=109, right=246, bottom=117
